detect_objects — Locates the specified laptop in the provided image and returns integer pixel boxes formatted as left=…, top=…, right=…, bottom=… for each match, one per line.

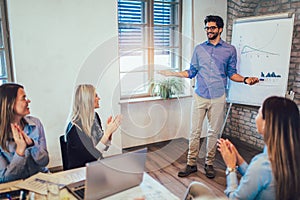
left=66, top=148, right=147, bottom=200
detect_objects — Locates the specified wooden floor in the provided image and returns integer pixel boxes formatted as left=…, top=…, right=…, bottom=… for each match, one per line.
left=124, top=136, right=262, bottom=199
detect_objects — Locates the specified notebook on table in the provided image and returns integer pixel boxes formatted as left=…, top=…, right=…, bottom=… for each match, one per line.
left=65, top=148, right=147, bottom=200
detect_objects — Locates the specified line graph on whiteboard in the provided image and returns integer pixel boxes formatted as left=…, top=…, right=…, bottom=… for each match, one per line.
left=241, top=45, right=279, bottom=57
left=231, top=22, right=286, bottom=87
left=236, top=23, right=280, bottom=59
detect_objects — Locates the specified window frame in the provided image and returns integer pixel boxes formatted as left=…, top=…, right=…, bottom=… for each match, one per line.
left=118, top=0, right=182, bottom=99
left=0, top=0, right=13, bottom=84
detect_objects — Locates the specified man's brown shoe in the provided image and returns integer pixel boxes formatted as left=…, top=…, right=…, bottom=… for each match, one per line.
left=178, top=165, right=198, bottom=177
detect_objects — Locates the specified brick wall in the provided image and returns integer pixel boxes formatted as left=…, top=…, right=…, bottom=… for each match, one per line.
left=224, top=0, right=300, bottom=149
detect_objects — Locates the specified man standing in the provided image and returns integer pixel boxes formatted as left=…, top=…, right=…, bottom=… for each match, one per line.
left=159, top=15, right=258, bottom=178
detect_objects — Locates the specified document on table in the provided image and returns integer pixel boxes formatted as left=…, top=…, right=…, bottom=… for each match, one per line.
left=15, top=169, right=85, bottom=195
left=15, top=173, right=62, bottom=195
left=104, top=173, right=180, bottom=200
left=52, top=167, right=85, bottom=185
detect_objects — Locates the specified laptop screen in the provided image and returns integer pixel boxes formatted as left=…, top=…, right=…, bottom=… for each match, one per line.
left=66, top=148, right=147, bottom=200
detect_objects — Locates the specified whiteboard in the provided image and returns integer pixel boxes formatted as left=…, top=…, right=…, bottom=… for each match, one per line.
left=227, top=13, right=294, bottom=106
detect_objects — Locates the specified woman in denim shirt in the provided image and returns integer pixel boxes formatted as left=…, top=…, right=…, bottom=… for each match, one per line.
left=0, top=83, right=49, bottom=183
left=218, top=96, right=300, bottom=200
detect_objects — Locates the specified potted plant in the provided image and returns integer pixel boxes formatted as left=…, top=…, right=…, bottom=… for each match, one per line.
left=150, top=77, right=185, bottom=99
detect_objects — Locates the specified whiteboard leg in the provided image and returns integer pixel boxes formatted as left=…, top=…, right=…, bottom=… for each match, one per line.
left=219, top=103, right=232, bottom=136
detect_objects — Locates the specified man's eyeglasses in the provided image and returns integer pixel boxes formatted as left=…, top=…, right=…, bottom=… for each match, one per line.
left=204, top=26, right=218, bottom=31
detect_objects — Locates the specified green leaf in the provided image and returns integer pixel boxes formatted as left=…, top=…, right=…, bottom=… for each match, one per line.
left=150, top=77, right=185, bottom=99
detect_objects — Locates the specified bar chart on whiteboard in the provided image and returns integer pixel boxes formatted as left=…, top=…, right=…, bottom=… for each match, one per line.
left=227, top=13, right=294, bottom=106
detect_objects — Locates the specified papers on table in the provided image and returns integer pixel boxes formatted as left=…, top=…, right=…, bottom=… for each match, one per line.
left=15, top=168, right=85, bottom=195
left=15, top=173, right=61, bottom=195
left=103, top=173, right=179, bottom=200
left=52, top=167, right=85, bottom=185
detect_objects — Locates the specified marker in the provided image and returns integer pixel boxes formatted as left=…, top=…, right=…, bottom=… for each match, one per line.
left=259, top=78, right=264, bottom=81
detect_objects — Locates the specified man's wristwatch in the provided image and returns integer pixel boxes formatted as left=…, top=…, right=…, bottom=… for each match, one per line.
left=243, top=77, right=249, bottom=84
left=225, top=167, right=237, bottom=176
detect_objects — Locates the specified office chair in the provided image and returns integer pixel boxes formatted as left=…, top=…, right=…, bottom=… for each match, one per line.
left=183, top=181, right=216, bottom=200
left=59, top=135, right=69, bottom=170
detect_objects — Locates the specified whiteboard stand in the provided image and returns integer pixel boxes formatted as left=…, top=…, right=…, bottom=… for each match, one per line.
left=220, top=102, right=233, bottom=137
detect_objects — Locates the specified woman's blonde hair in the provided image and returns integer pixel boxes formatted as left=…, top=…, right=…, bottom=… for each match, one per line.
left=0, top=83, right=24, bottom=152
left=262, top=96, right=300, bottom=200
left=69, top=84, right=96, bottom=136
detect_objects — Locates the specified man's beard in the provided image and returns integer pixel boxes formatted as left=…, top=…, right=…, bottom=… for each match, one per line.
left=207, top=32, right=219, bottom=40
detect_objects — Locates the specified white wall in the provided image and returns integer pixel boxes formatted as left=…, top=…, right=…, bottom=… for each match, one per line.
left=8, top=0, right=121, bottom=168
left=121, top=97, right=192, bottom=148
left=193, top=0, right=228, bottom=44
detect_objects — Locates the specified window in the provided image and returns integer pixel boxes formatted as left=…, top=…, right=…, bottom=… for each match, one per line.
left=118, top=0, right=182, bottom=98
left=0, top=0, right=12, bottom=85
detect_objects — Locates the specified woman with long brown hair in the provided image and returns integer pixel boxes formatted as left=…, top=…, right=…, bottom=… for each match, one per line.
left=218, top=96, right=300, bottom=199
left=0, top=83, right=49, bottom=183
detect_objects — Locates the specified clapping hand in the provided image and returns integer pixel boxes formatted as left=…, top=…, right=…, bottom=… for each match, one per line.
left=12, top=123, right=34, bottom=146
left=103, top=115, right=122, bottom=143
left=11, top=123, right=27, bottom=156
left=217, top=138, right=237, bottom=168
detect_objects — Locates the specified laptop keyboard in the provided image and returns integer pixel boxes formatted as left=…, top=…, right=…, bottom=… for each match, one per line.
left=73, top=183, right=85, bottom=199
left=74, top=188, right=85, bottom=199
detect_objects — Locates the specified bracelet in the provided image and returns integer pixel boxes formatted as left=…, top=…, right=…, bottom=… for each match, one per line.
left=243, top=77, right=249, bottom=84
